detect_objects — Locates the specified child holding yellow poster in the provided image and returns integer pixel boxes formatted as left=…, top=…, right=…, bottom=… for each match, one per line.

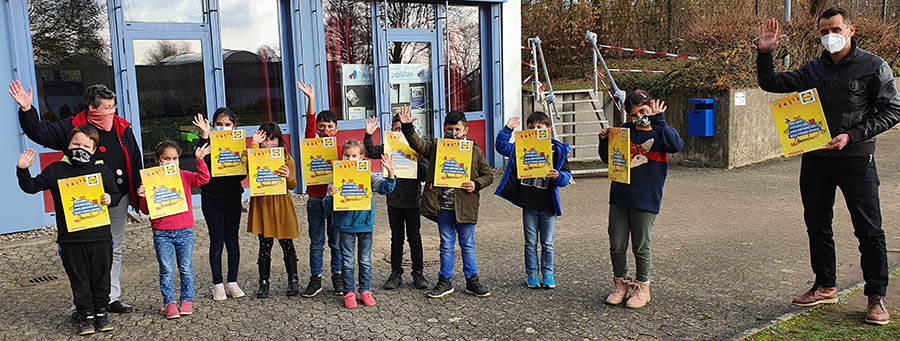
left=16, top=125, right=120, bottom=335
left=210, top=128, right=247, bottom=177
left=769, top=89, right=832, bottom=157
left=137, top=140, right=210, bottom=319
left=434, top=138, right=473, bottom=188
left=607, top=128, right=631, bottom=184
left=331, top=159, right=372, bottom=211
left=599, top=90, right=683, bottom=310
left=248, top=147, right=287, bottom=196
left=301, top=137, right=338, bottom=186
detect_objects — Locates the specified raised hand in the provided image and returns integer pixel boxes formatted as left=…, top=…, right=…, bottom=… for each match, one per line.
left=759, top=18, right=786, bottom=52
left=397, top=105, right=416, bottom=124
left=649, top=99, right=667, bottom=115
left=8, top=80, right=33, bottom=111
left=365, top=117, right=379, bottom=135
left=252, top=130, right=267, bottom=145
left=192, top=113, right=210, bottom=138
left=297, top=82, right=315, bottom=99
left=506, top=116, right=521, bottom=130
left=17, top=148, right=36, bottom=169
left=381, top=153, right=395, bottom=178
left=194, top=143, right=212, bottom=159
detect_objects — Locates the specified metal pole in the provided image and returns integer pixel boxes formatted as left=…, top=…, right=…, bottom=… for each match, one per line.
left=529, top=37, right=561, bottom=135
left=783, top=0, right=790, bottom=68
left=444, top=0, right=451, bottom=111
left=592, top=38, right=598, bottom=97
left=667, top=0, right=672, bottom=52
left=755, top=0, right=759, bottom=16
left=586, top=31, right=626, bottom=124
left=884, top=0, right=888, bottom=22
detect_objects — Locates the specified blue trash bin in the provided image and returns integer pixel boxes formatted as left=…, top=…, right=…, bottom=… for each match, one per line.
left=687, top=98, right=715, bottom=137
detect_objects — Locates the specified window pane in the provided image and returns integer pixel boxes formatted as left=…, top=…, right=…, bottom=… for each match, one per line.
left=132, top=39, right=207, bottom=175
left=123, top=0, right=204, bottom=23
left=390, top=42, right=433, bottom=138
left=448, top=5, right=482, bottom=112
left=219, top=0, right=286, bottom=126
left=29, top=0, right=115, bottom=122
left=324, top=0, right=375, bottom=121
left=384, top=2, right=435, bottom=29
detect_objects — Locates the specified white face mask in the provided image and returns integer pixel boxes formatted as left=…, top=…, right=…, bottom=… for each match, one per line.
left=821, top=31, right=848, bottom=54
left=214, top=126, right=233, bottom=131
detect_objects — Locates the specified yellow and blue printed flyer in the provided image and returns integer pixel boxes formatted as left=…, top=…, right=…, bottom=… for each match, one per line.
left=210, top=129, right=247, bottom=177
left=248, top=147, right=286, bottom=196
left=434, top=138, right=473, bottom=188
left=608, top=127, right=631, bottom=184
left=301, top=137, right=338, bottom=186
left=384, top=131, right=418, bottom=179
left=332, top=160, right=372, bottom=211
left=515, top=128, right=553, bottom=179
left=58, top=173, right=110, bottom=232
left=140, top=163, right=188, bottom=219
left=769, top=88, right=831, bottom=157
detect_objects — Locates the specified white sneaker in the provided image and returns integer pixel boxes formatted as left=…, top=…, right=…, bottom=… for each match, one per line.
left=212, top=283, right=227, bottom=301
left=225, top=282, right=246, bottom=298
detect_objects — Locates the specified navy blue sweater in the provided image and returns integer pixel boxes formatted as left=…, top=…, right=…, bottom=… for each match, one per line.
left=599, top=113, right=684, bottom=214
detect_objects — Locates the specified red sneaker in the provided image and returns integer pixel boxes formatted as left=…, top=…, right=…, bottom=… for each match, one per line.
left=360, top=291, right=376, bottom=306
left=343, top=292, right=357, bottom=309
left=164, top=303, right=180, bottom=319
left=179, top=301, right=193, bottom=316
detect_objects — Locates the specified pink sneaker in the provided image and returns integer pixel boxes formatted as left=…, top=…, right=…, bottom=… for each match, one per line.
left=179, top=301, right=193, bottom=316
left=164, top=303, right=180, bottom=319
left=344, top=292, right=357, bottom=309
left=360, top=291, right=376, bottom=306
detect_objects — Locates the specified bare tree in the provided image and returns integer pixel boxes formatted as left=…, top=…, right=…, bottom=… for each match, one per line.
left=29, top=0, right=108, bottom=65
left=143, top=41, right=191, bottom=65
left=256, top=44, right=282, bottom=62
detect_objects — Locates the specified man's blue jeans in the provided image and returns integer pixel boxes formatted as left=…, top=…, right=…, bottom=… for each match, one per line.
left=437, top=210, right=478, bottom=279
left=339, top=231, right=373, bottom=293
left=523, top=208, right=556, bottom=276
left=153, top=228, right=194, bottom=305
left=307, top=198, right=341, bottom=276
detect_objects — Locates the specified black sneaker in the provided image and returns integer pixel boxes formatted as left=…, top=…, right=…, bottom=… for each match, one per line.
left=77, top=314, right=95, bottom=336
left=427, top=275, right=454, bottom=298
left=108, top=300, right=133, bottom=314
left=383, top=272, right=402, bottom=290
left=302, top=275, right=322, bottom=298
left=412, top=271, right=430, bottom=289
left=94, top=312, right=113, bottom=332
left=465, top=275, right=491, bottom=297
left=332, top=273, right=344, bottom=296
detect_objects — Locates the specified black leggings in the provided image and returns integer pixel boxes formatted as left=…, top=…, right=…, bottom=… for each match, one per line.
left=202, top=196, right=242, bottom=284
left=388, top=206, right=424, bottom=273
left=258, top=235, right=297, bottom=262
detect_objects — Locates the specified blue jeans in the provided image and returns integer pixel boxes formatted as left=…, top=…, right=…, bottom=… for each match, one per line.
left=307, top=198, right=341, bottom=276
left=523, top=208, right=556, bottom=276
left=153, top=228, right=195, bottom=305
left=437, top=209, right=478, bottom=279
left=339, top=232, right=373, bottom=293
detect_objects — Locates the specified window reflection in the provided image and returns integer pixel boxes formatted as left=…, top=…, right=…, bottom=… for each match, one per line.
left=325, top=0, right=375, bottom=121
left=389, top=42, right=433, bottom=138
left=385, top=2, right=435, bottom=29
left=123, top=0, right=204, bottom=23
left=448, top=5, right=482, bottom=113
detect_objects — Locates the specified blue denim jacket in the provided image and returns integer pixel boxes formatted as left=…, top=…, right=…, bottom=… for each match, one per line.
left=324, top=172, right=396, bottom=233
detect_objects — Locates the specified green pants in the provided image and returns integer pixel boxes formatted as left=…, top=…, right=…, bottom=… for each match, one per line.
left=608, top=204, right=657, bottom=282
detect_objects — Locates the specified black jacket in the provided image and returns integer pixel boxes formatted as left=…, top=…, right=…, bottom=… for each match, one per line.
left=757, top=39, right=900, bottom=157
left=364, top=132, right=428, bottom=209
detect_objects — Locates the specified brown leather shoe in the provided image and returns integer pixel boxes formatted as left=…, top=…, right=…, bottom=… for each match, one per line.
left=865, top=296, right=891, bottom=326
left=791, top=284, right=838, bottom=307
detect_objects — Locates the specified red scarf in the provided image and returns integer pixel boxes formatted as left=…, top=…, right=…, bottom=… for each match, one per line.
left=87, top=108, right=115, bottom=131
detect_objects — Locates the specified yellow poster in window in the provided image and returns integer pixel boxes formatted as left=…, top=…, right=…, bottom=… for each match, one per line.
left=608, top=127, right=631, bottom=184
left=248, top=147, right=287, bottom=196
left=332, top=160, right=372, bottom=211
left=140, top=164, right=189, bottom=219
left=515, top=129, right=553, bottom=179
left=384, top=131, right=418, bottom=179
left=434, top=138, right=473, bottom=188
left=210, top=129, right=247, bottom=177
left=58, top=173, right=110, bottom=232
left=769, top=88, right=832, bottom=157
left=301, top=137, right=338, bottom=186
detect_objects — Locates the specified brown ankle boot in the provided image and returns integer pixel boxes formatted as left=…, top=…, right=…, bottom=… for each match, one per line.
left=605, top=277, right=630, bottom=305
left=791, top=283, right=838, bottom=307
left=865, top=296, right=891, bottom=325
left=625, top=281, right=651, bottom=309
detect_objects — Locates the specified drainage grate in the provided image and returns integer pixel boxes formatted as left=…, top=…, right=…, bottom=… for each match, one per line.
left=18, top=273, right=65, bottom=287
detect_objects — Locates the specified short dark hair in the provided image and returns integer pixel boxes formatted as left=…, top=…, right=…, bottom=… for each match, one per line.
left=68, top=124, right=99, bottom=149
left=391, top=114, right=401, bottom=123
left=212, top=107, right=236, bottom=125
left=444, top=111, right=467, bottom=127
left=83, top=84, right=116, bottom=109
left=818, top=7, right=851, bottom=25
left=316, top=110, right=337, bottom=124
left=154, top=140, right=182, bottom=159
left=526, top=111, right=552, bottom=127
left=624, top=90, right=653, bottom=112
left=258, top=121, right=285, bottom=148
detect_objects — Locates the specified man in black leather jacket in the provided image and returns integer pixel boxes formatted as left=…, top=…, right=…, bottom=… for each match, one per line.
left=757, top=7, right=900, bottom=325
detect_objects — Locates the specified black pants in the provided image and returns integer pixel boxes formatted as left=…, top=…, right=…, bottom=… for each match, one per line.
left=258, top=235, right=297, bottom=264
left=202, top=196, right=242, bottom=284
left=800, top=154, right=888, bottom=296
left=387, top=206, right=424, bottom=274
left=60, top=240, right=112, bottom=315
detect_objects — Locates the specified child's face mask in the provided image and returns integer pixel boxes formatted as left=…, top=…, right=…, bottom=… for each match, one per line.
left=214, top=126, right=233, bottom=131
left=262, top=140, right=279, bottom=148
left=66, top=147, right=95, bottom=166
left=631, top=115, right=651, bottom=126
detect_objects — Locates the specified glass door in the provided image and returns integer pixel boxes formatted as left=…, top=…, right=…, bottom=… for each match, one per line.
left=387, top=40, right=437, bottom=138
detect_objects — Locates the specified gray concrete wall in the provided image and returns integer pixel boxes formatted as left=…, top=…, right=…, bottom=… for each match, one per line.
left=727, top=88, right=784, bottom=168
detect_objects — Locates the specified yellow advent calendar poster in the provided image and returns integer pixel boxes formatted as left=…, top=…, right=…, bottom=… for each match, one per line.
left=248, top=147, right=286, bottom=196
left=515, top=129, right=553, bottom=179
left=332, top=160, right=372, bottom=211
left=769, top=88, right=831, bottom=157
left=210, top=129, right=247, bottom=177
left=434, top=138, right=473, bottom=188
left=384, top=131, right=418, bottom=179
left=58, top=173, right=110, bottom=232
left=140, top=164, right=188, bottom=219
left=301, top=137, right=338, bottom=186
left=608, top=127, right=631, bottom=184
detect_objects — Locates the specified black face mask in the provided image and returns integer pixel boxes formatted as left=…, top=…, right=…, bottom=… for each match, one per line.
left=66, top=148, right=95, bottom=166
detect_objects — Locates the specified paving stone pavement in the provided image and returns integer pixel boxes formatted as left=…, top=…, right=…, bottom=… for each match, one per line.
left=4, top=130, right=900, bottom=340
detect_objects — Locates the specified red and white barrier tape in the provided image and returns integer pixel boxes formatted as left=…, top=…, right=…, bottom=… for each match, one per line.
left=600, top=44, right=698, bottom=60
left=607, top=69, right=669, bottom=74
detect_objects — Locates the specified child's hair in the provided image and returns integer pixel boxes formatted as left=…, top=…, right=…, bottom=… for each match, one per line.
left=342, top=140, right=365, bottom=155
left=391, top=114, right=401, bottom=123
left=68, top=124, right=100, bottom=148
left=83, top=84, right=116, bottom=109
left=258, top=122, right=285, bottom=148
left=526, top=112, right=552, bottom=127
left=154, top=140, right=182, bottom=159
left=445, top=111, right=467, bottom=126
left=624, top=90, right=653, bottom=112
left=212, top=107, right=236, bottom=125
left=316, top=110, right=337, bottom=124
